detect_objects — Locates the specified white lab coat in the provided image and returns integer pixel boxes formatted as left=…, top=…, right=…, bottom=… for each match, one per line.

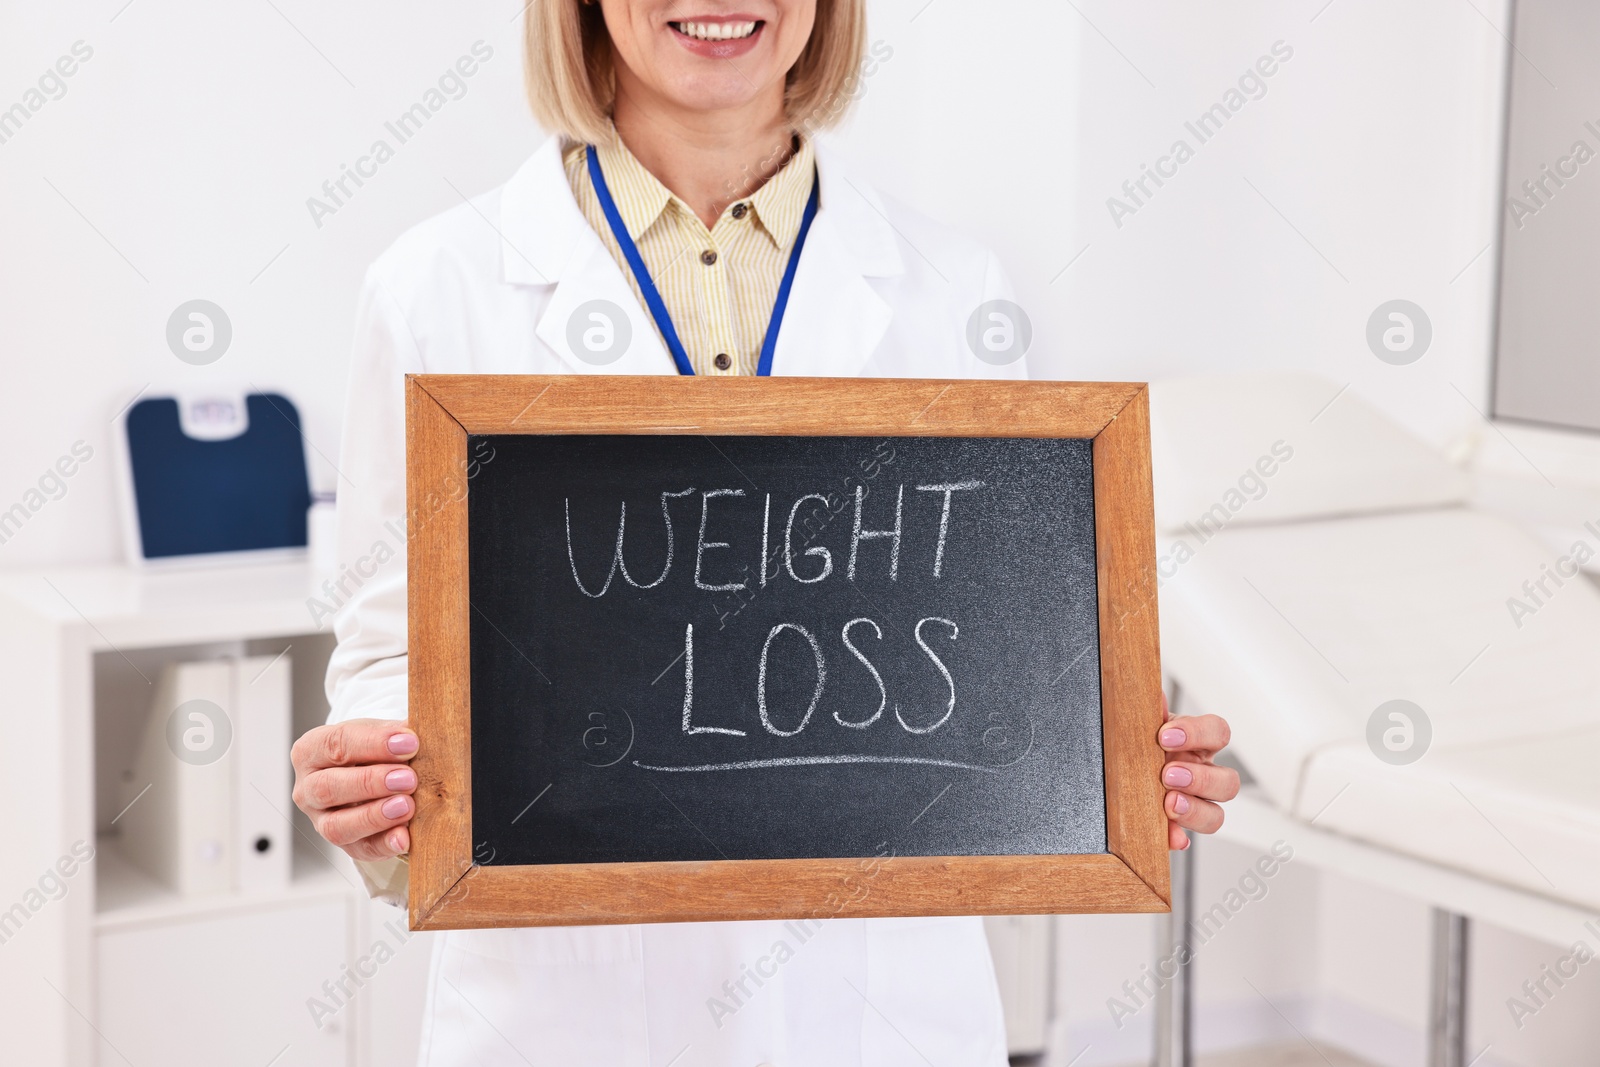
left=327, top=132, right=1028, bottom=1067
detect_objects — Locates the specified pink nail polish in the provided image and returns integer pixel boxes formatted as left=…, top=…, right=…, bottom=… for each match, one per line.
left=1160, top=728, right=1186, bottom=748
left=381, top=796, right=409, bottom=819
left=1164, top=765, right=1194, bottom=788
left=1172, top=794, right=1191, bottom=815
left=387, top=831, right=404, bottom=853
left=387, top=733, right=419, bottom=755
left=385, top=768, right=417, bottom=791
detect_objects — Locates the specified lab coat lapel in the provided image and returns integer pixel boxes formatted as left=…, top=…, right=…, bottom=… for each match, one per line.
left=772, top=141, right=905, bottom=379
left=534, top=236, right=676, bottom=376
left=498, top=136, right=675, bottom=376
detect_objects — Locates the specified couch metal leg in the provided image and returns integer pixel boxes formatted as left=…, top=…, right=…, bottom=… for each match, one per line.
left=1429, top=909, right=1469, bottom=1067
left=1153, top=678, right=1194, bottom=1067
left=1153, top=826, right=1194, bottom=1067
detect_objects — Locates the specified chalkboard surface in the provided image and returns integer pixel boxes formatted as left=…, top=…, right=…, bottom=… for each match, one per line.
left=466, top=433, right=1106, bottom=867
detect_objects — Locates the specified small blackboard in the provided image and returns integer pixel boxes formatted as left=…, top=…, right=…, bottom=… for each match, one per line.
left=407, top=376, right=1167, bottom=929
left=469, top=433, right=1105, bottom=866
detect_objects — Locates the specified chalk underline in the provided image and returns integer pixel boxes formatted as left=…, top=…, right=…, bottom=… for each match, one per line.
left=630, top=755, right=1001, bottom=773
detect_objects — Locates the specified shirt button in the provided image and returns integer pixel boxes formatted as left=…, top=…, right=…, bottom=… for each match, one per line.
left=700, top=249, right=718, bottom=266
left=713, top=353, right=732, bottom=371
left=731, top=202, right=748, bottom=219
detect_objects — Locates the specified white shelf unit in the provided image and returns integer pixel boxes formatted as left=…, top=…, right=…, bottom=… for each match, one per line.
left=0, top=561, right=430, bottom=1067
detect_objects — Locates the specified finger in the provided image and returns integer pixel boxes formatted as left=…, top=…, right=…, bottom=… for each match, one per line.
left=1157, top=714, right=1230, bottom=755
left=343, top=824, right=410, bottom=863
left=313, top=793, right=414, bottom=848
left=1167, top=790, right=1225, bottom=835
left=1161, top=760, right=1240, bottom=803
left=1161, top=691, right=1170, bottom=720
left=293, top=719, right=418, bottom=772
left=294, top=764, right=417, bottom=813
left=1168, top=820, right=1190, bottom=851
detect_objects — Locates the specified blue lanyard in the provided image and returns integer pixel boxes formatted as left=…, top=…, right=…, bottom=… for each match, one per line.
left=586, top=144, right=819, bottom=377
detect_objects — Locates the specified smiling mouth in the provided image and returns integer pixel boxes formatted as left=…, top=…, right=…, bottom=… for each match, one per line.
left=670, top=19, right=762, bottom=41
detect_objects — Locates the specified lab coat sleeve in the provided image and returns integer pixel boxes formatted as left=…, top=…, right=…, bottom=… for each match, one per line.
left=324, top=266, right=422, bottom=727
left=322, top=267, right=424, bottom=907
left=979, top=249, right=1032, bottom=381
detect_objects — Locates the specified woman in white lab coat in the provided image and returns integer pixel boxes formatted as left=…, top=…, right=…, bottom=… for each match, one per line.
left=291, top=0, right=1240, bottom=1062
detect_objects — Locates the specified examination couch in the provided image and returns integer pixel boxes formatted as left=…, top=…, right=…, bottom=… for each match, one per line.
left=1151, top=372, right=1600, bottom=913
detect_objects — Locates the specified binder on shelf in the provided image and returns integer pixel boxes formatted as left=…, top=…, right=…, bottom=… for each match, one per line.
left=118, top=653, right=293, bottom=897
left=120, top=661, right=233, bottom=895
left=235, top=652, right=292, bottom=894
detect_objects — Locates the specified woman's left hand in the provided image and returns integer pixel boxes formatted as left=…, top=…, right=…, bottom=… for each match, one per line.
left=1157, top=695, right=1240, bottom=850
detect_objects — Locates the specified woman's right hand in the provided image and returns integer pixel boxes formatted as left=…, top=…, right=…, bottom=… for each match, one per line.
left=291, top=719, right=419, bottom=861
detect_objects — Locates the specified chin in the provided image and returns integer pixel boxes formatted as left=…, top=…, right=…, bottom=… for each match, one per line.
left=661, top=74, right=776, bottom=117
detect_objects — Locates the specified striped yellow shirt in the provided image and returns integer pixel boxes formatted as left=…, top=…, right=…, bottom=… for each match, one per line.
left=563, top=131, right=817, bottom=377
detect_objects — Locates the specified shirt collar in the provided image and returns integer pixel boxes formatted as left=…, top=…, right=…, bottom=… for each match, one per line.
left=746, top=134, right=816, bottom=250
left=589, top=129, right=676, bottom=238
left=589, top=125, right=816, bottom=247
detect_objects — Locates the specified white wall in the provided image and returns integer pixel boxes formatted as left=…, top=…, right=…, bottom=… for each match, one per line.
left=0, top=0, right=539, bottom=566
left=833, top=0, right=1511, bottom=455
left=1051, top=0, right=1508, bottom=451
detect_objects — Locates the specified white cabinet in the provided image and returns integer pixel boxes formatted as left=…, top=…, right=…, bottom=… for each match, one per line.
left=96, top=898, right=351, bottom=1067
left=0, top=562, right=430, bottom=1067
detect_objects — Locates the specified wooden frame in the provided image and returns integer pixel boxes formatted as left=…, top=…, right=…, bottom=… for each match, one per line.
left=406, top=375, right=1168, bottom=929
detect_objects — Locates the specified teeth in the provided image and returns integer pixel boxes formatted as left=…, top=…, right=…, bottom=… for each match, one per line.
left=675, top=20, right=757, bottom=41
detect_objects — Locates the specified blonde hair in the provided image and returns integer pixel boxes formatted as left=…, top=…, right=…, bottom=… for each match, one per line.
left=524, top=0, right=868, bottom=144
